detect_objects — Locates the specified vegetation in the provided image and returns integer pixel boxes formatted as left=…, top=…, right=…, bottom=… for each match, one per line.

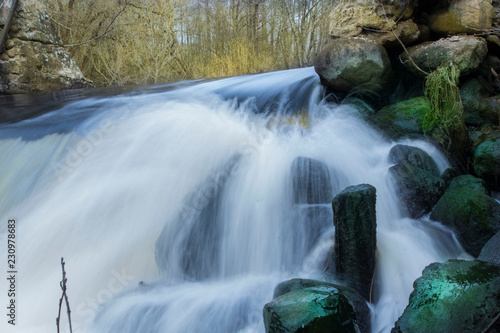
left=43, top=0, right=334, bottom=86
left=423, top=63, right=468, bottom=154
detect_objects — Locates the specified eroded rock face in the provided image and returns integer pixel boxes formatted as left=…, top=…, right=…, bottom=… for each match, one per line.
left=0, top=0, right=92, bottom=94
left=393, top=260, right=500, bottom=333
left=314, top=37, right=392, bottom=93
left=429, top=0, right=495, bottom=35
left=401, top=36, right=488, bottom=77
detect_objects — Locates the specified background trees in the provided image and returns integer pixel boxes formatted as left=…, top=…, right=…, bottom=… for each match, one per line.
left=43, top=0, right=334, bottom=86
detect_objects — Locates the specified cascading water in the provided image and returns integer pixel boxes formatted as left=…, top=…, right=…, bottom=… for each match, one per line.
left=0, top=67, right=469, bottom=333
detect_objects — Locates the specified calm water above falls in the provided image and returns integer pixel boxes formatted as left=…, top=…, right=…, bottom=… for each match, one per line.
left=0, top=67, right=468, bottom=333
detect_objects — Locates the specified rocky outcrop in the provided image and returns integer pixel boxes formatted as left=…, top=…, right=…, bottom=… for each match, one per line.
left=389, top=145, right=445, bottom=218
left=429, top=0, right=495, bottom=35
left=263, top=279, right=370, bottom=333
left=401, top=36, right=488, bottom=77
left=314, top=37, right=392, bottom=94
left=372, top=97, right=429, bottom=139
left=0, top=0, right=92, bottom=94
left=430, top=175, right=500, bottom=256
left=332, top=184, right=376, bottom=300
left=473, top=130, right=500, bottom=191
left=393, top=260, right=500, bottom=333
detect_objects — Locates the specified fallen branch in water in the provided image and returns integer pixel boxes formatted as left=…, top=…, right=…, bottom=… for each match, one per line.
left=56, top=257, right=73, bottom=333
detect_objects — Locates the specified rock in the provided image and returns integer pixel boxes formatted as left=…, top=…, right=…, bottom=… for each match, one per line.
left=0, top=0, right=92, bottom=94
left=440, top=168, right=459, bottom=189
left=479, top=231, right=500, bottom=265
left=314, top=37, right=392, bottom=93
left=478, top=95, right=500, bottom=126
left=392, top=0, right=416, bottom=19
left=328, top=1, right=420, bottom=48
left=271, top=278, right=371, bottom=333
left=448, top=174, right=491, bottom=195
left=401, top=36, right=488, bottom=77
left=393, top=260, right=500, bottom=333
left=332, top=184, right=376, bottom=300
left=460, top=78, right=492, bottom=126
left=473, top=130, right=500, bottom=191
left=430, top=176, right=500, bottom=256
left=292, top=157, right=333, bottom=204
left=429, top=0, right=495, bottom=35
left=373, top=96, right=430, bottom=139
left=263, top=279, right=370, bottom=333
left=388, top=144, right=441, bottom=177
left=390, top=159, right=445, bottom=218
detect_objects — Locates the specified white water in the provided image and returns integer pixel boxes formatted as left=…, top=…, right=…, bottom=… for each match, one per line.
left=0, top=68, right=468, bottom=333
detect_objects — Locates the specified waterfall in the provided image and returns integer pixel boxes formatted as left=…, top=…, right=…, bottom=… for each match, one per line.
left=0, top=68, right=468, bottom=333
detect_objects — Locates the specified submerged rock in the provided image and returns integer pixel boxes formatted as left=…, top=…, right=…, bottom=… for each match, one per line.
left=263, top=279, right=370, bottom=333
left=393, top=260, right=500, bottom=333
left=314, top=37, right=392, bottom=93
left=332, top=184, right=376, bottom=300
left=373, top=96, right=429, bottom=139
left=389, top=145, right=445, bottom=218
left=479, top=231, right=500, bottom=266
left=401, top=36, right=488, bottom=77
left=292, top=157, right=333, bottom=204
left=473, top=130, right=500, bottom=191
left=430, top=175, right=500, bottom=256
left=428, top=0, right=495, bottom=35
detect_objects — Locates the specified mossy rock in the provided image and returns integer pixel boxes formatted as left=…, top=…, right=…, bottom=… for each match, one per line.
left=447, top=174, right=490, bottom=196
left=393, top=260, right=500, bottom=333
left=430, top=176, right=500, bottom=256
left=473, top=130, right=500, bottom=191
left=373, top=97, right=430, bottom=139
left=264, top=279, right=369, bottom=333
left=388, top=144, right=441, bottom=177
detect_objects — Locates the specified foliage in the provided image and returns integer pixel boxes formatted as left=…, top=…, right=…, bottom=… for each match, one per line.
left=43, top=0, right=334, bottom=86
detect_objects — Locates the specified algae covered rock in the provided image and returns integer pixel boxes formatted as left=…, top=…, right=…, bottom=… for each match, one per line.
left=430, top=175, right=500, bottom=256
left=314, top=37, right=392, bottom=93
left=401, top=36, right=488, bottom=77
left=264, top=279, right=370, bottom=333
left=393, top=260, right=500, bottom=333
left=473, top=130, right=500, bottom=191
left=373, top=97, right=430, bottom=139
left=332, top=184, right=376, bottom=300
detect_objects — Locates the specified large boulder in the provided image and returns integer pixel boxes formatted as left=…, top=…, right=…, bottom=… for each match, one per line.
left=263, top=279, right=370, bottom=333
left=480, top=231, right=500, bottom=265
left=314, top=37, right=392, bottom=93
left=292, top=157, right=332, bottom=205
left=332, top=184, right=377, bottom=300
left=0, top=0, right=92, bottom=94
left=473, top=130, right=500, bottom=191
left=393, top=260, right=500, bottom=333
left=429, top=0, right=495, bottom=35
left=400, top=36, right=488, bottom=77
left=478, top=95, right=500, bottom=126
left=460, top=78, right=492, bottom=126
left=328, top=0, right=420, bottom=48
left=389, top=145, right=445, bottom=218
left=372, top=96, right=429, bottom=139
left=430, top=175, right=500, bottom=256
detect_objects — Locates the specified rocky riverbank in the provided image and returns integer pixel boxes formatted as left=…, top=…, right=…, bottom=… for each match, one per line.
left=264, top=1, right=500, bottom=332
